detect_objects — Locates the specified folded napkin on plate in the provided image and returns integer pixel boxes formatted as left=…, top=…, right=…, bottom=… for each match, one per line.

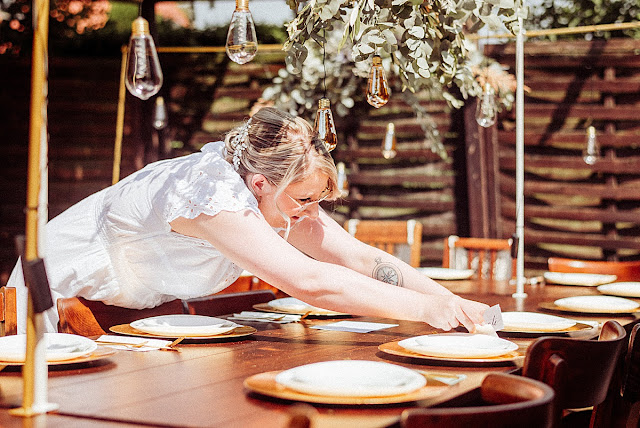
left=474, top=323, right=498, bottom=337
left=227, top=311, right=302, bottom=323
left=95, top=335, right=174, bottom=352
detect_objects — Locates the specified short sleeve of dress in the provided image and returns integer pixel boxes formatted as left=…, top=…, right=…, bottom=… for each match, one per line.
left=163, top=141, right=260, bottom=223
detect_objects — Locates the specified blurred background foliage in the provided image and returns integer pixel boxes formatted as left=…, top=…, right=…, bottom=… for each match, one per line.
left=0, top=0, right=289, bottom=57
left=1, top=0, right=637, bottom=58
left=527, top=0, right=640, bottom=40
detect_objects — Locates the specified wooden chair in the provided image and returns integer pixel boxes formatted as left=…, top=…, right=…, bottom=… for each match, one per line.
left=57, top=297, right=187, bottom=337
left=399, top=373, right=555, bottom=428
left=443, top=235, right=516, bottom=280
left=0, top=286, right=17, bottom=336
left=185, top=290, right=276, bottom=317
left=589, top=322, right=640, bottom=428
left=344, top=219, right=423, bottom=267
left=547, top=257, right=640, bottom=282
left=522, top=320, right=627, bottom=428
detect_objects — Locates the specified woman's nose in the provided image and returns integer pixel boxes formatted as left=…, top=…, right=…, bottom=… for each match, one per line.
left=304, top=204, right=320, bottom=219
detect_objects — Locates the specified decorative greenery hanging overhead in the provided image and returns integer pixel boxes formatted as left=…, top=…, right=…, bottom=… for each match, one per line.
left=285, top=0, right=524, bottom=98
left=259, top=0, right=525, bottom=156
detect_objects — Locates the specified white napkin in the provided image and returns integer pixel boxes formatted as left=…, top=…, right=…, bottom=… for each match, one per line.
left=95, top=335, right=174, bottom=352
left=227, top=311, right=302, bottom=323
left=311, top=321, right=399, bottom=333
left=474, top=323, right=498, bottom=337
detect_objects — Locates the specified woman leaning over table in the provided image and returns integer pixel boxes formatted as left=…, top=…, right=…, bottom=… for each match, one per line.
left=7, top=107, right=488, bottom=334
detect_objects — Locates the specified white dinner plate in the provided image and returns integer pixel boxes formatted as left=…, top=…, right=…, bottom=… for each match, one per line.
left=274, top=360, right=426, bottom=397
left=501, top=312, right=576, bottom=332
left=597, top=282, right=640, bottom=298
left=267, top=298, right=341, bottom=315
left=543, top=272, right=617, bottom=287
left=554, top=295, right=640, bottom=313
left=0, top=333, right=98, bottom=363
left=398, top=333, right=518, bottom=359
left=416, top=267, right=475, bottom=280
left=130, top=314, right=239, bottom=337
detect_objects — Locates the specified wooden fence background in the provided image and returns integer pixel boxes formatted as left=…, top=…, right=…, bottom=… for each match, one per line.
left=1, top=38, right=639, bottom=284
left=481, top=39, right=640, bottom=272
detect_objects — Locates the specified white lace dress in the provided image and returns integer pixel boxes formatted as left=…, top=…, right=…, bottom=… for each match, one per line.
left=8, top=141, right=261, bottom=333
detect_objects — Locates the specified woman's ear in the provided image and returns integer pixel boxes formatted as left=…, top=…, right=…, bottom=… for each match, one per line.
left=249, top=174, right=273, bottom=197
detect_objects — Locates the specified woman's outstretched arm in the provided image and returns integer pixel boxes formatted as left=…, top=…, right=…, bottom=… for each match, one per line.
left=170, top=210, right=487, bottom=332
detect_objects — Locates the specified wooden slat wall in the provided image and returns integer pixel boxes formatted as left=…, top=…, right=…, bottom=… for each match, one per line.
left=483, top=39, right=640, bottom=272
left=331, top=100, right=465, bottom=266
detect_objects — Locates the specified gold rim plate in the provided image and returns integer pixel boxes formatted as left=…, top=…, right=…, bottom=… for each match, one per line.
left=109, top=323, right=257, bottom=339
left=378, top=341, right=524, bottom=364
left=252, top=303, right=350, bottom=317
left=0, top=347, right=117, bottom=366
left=244, top=370, right=450, bottom=405
left=539, top=302, right=640, bottom=315
left=499, top=322, right=596, bottom=335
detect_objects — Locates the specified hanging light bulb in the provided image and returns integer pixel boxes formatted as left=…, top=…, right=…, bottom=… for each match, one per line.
left=152, top=96, right=168, bottom=130
left=381, top=123, right=397, bottom=159
left=125, top=17, right=163, bottom=100
left=226, top=0, right=258, bottom=65
left=336, top=162, right=349, bottom=197
left=476, top=83, right=498, bottom=127
left=314, top=98, right=338, bottom=152
left=367, top=55, right=390, bottom=108
left=582, top=125, right=601, bottom=165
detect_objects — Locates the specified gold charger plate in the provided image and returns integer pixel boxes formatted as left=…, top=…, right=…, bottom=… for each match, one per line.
left=0, top=347, right=117, bottom=366
left=539, top=302, right=640, bottom=315
left=244, top=370, right=451, bottom=405
left=378, top=341, right=524, bottom=365
left=499, top=322, right=596, bottom=336
left=253, top=303, right=350, bottom=317
left=109, top=324, right=257, bottom=339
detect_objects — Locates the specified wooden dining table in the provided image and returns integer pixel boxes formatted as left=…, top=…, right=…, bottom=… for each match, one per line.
left=1, top=278, right=638, bottom=428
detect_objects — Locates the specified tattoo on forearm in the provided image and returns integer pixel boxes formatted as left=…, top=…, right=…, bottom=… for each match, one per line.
left=372, top=257, right=403, bottom=287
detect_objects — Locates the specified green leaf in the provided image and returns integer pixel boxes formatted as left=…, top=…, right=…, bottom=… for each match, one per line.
left=408, top=26, right=425, bottom=38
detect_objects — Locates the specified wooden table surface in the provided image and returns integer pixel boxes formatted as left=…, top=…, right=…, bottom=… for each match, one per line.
left=1, top=280, right=638, bottom=428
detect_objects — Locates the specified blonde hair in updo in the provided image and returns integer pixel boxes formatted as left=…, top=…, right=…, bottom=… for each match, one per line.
left=224, top=107, right=341, bottom=202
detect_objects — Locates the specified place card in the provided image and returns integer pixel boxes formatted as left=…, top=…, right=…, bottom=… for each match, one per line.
left=311, top=321, right=398, bottom=333
left=483, top=304, right=504, bottom=331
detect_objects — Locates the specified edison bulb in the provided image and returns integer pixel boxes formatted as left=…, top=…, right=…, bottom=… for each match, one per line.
left=367, top=55, right=390, bottom=108
left=153, top=96, right=168, bottom=130
left=336, top=162, right=349, bottom=197
left=382, top=123, right=397, bottom=159
left=582, top=126, right=601, bottom=165
left=476, top=83, right=498, bottom=127
left=226, top=0, right=258, bottom=65
left=125, top=17, right=163, bottom=100
left=314, top=98, right=338, bottom=152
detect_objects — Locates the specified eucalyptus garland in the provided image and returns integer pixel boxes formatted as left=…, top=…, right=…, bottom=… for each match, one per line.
left=262, top=0, right=525, bottom=157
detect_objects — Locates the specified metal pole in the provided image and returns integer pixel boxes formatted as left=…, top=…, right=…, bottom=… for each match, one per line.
left=513, top=12, right=527, bottom=299
left=9, top=0, right=58, bottom=416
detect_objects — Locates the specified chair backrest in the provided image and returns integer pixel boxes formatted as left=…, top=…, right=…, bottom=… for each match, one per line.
left=443, top=235, right=515, bottom=280
left=57, top=297, right=187, bottom=336
left=590, top=322, right=640, bottom=428
left=185, top=290, right=276, bottom=317
left=399, top=373, right=555, bottom=428
left=622, top=323, right=640, bottom=403
left=522, top=320, right=627, bottom=426
left=344, top=219, right=423, bottom=267
left=547, top=257, right=640, bottom=282
left=0, top=286, right=17, bottom=336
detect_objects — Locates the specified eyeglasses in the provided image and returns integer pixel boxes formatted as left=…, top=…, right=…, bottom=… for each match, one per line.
left=284, top=188, right=331, bottom=213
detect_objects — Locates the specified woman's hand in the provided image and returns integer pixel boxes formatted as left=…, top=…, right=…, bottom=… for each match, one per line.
left=422, top=295, right=489, bottom=333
